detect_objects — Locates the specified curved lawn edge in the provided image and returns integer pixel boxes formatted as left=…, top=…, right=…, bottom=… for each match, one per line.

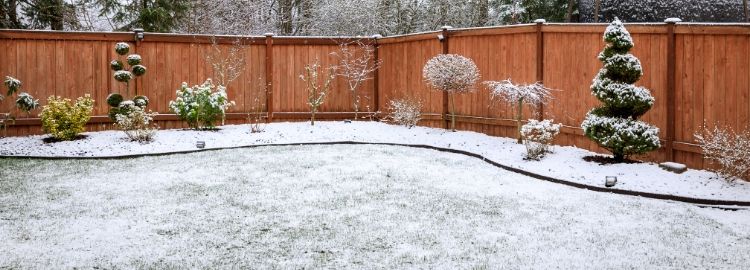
left=3, top=141, right=750, bottom=208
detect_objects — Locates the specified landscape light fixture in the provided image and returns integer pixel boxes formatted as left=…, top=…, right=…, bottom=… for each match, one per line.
left=605, top=176, right=617, bottom=187
left=134, top=28, right=145, bottom=41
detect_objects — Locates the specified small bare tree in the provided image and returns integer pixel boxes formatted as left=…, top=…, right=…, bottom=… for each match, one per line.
left=248, top=77, right=267, bottom=133
left=422, top=54, right=480, bottom=131
left=205, top=36, right=247, bottom=87
left=485, top=79, right=553, bottom=144
left=300, top=59, right=335, bottom=126
left=332, top=39, right=381, bottom=120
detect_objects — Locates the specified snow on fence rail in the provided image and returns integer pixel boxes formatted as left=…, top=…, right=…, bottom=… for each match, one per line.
left=1, top=22, right=749, bottom=169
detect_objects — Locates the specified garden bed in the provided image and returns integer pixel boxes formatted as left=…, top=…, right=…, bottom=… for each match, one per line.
left=1, top=121, right=749, bottom=202
left=1, top=144, right=748, bottom=268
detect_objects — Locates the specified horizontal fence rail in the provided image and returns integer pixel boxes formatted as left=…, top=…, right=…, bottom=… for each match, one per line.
left=1, top=22, right=749, bottom=169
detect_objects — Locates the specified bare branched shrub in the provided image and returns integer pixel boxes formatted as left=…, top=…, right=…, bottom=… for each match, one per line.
left=387, top=97, right=422, bottom=128
left=695, top=125, right=750, bottom=181
left=521, top=119, right=561, bottom=160
left=485, top=79, right=553, bottom=143
left=114, top=101, right=158, bottom=143
left=422, top=54, right=480, bottom=131
left=205, top=37, right=247, bottom=86
left=248, top=78, right=267, bottom=133
left=300, top=59, right=335, bottom=126
left=332, top=40, right=381, bottom=120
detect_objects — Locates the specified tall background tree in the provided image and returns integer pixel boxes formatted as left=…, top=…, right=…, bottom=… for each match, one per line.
left=578, top=0, right=745, bottom=22
left=92, top=0, right=189, bottom=32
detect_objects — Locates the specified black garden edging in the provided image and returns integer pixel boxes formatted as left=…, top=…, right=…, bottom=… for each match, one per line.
left=3, top=141, right=749, bottom=208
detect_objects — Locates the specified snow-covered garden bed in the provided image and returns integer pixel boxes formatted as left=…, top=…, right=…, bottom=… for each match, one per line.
left=1, top=144, right=748, bottom=268
left=1, top=121, right=749, bottom=202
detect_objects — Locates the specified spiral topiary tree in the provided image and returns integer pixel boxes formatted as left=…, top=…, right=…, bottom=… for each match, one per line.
left=581, top=18, right=660, bottom=161
left=108, top=42, right=149, bottom=121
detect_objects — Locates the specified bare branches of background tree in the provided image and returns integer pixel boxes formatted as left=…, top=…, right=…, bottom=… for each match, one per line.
left=332, top=39, right=381, bottom=120
left=205, top=36, right=247, bottom=87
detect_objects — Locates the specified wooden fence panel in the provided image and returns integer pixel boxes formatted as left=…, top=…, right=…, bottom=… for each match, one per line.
left=377, top=34, right=442, bottom=127
left=673, top=29, right=750, bottom=168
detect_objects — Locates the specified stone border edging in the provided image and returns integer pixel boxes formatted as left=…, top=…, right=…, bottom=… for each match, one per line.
left=2, top=141, right=749, bottom=208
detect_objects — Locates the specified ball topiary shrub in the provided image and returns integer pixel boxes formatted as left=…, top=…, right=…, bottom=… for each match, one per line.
left=581, top=18, right=660, bottom=161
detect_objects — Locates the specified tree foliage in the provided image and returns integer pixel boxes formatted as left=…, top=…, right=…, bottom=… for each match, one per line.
left=581, top=19, right=660, bottom=161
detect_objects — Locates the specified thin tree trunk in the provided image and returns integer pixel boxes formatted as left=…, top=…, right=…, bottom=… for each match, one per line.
left=311, top=107, right=316, bottom=126
left=593, top=0, right=601, bottom=23
left=565, top=0, right=575, bottom=22
left=8, top=0, right=22, bottom=28
left=516, top=98, right=523, bottom=144
left=450, top=94, right=456, bottom=131
left=476, top=0, right=489, bottom=26
left=50, top=0, right=65, bottom=30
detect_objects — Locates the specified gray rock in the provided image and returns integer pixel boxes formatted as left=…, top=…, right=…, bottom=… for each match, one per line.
left=659, top=162, right=688, bottom=174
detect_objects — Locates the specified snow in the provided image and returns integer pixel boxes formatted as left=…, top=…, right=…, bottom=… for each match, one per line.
left=1, top=144, right=748, bottom=268
left=1, top=121, right=749, bottom=202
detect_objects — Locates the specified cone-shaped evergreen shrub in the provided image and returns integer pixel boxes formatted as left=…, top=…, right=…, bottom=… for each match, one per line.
left=581, top=19, right=660, bottom=161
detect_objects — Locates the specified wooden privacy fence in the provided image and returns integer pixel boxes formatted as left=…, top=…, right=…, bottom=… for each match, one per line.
left=0, top=21, right=748, bottom=169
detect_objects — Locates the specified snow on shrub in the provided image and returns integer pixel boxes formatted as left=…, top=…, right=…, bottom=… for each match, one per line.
left=115, top=42, right=130, bottom=55
left=1, top=76, right=39, bottom=137
left=387, top=97, right=422, bottom=128
left=422, top=54, right=480, bottom=131
left=114, top=70, right=133, bottom=83
left=299, top=58, right=335, bottom=126
left=581, top=18, right=660, bottom=161
left=126, top=54, right=142, bottom=66
left=107, top=43, right=153, bottom=140
left=40, top=95, right=94, bottom=141
left=695, top=125, right=750, bottom=182
left=3, top=76, right=21, bottom=96
left=521, top=119, right=560, bottom=160
left=485, top=79, right=552, bottom=144
left=15, top=93, right=39, bottom=113
left=169, top=79, right=235, bottom=130
left=115, top=101, right=157, bottom=142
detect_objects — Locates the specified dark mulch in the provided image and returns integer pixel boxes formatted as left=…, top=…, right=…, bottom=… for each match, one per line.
left=42, top=135, right=88, bottom=144
left=583, top=155, right=642, bottom=165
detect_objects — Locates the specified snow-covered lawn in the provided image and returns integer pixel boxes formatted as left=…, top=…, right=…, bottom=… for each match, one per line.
left=1, top=121, right=749, bottom=202
left=1, top=144, right=748, bottom=268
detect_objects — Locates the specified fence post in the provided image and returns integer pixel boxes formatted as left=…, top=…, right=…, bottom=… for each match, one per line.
left=534, top=19, right=545, bottom=121
left=372, top=34, right=382, bottom=117
left=440, top=26, right=452, bottom=130
left=665, top=18, right=680, bottom=161
left=133, top=28, right=144, bottom=96
left=264, top=33, right=274, bottom=123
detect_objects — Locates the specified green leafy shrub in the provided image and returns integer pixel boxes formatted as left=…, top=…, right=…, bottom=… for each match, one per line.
left=169, top=79, right=234, bottom=130
left=2, top=76, right=39, bottom=137
left=110, top=60, right=124, bottom=71
left=40, top=95, right=94, bottom=141
left=107, top=93, right=123, bottom=107
left=581, top=19, right=660, bottom=161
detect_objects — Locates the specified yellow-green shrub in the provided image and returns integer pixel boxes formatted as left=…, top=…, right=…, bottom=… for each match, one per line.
left=40, top=95, right=94, bottom=141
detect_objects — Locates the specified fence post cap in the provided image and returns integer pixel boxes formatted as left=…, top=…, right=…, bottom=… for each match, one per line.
left=264, top=32, right=275, bottom=37
left=441, top=25, right=453, bottom=30
left=133, top=28, right=144, bottom=33
left=371, top=34, right=383, bottom=39
left=664, top=18, right=682, bottom=23
left=534, top=19, right=546, bottom=24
